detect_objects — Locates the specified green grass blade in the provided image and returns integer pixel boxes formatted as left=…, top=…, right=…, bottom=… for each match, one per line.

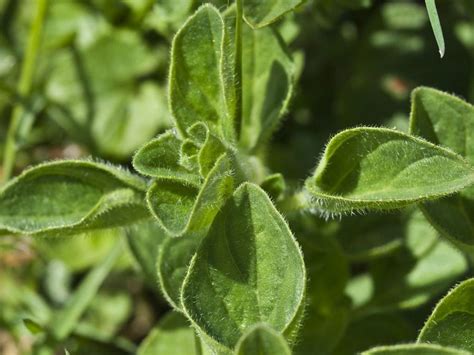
left=425, top=0, right=445, bottom=58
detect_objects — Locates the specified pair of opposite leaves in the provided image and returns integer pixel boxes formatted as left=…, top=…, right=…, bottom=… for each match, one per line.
left=307, top=87, right=474, bottom=249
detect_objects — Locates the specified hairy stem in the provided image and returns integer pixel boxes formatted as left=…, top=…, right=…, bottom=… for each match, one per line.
left=234, top=0, right=243, bottom=141
left=2, top=0, right=48, bottom=183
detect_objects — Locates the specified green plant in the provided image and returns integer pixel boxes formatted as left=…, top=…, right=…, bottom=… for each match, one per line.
left=1, top=0, right=474, bottom=354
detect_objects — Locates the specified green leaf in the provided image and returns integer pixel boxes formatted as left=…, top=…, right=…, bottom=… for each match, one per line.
left=369, top=239, right=467, bottom=310
left=363, top=344, right=469, bottom=355
left=147, top=154, right=234, bottom=236
left=50, top=240, right=122, bottom=341
left=237, top=17, right=294, bottom=150
left=126, top=220, right=168, bottom=288
left=181, top=183, right=305, bottom=349
left=23, top=318, right=44, bottom=335
left=235, top=323, right=291, bottom=355
left=169, top=5, right=234, bottom=141
left=138, top=312, right=197, bottom=355
left=132, top=130, right=200, bottom=184
left=157, top=232, right=203, bottom=310
left=409, top=87, right=474, bottom=248
left=425, top=0, right=445, bottom=57
left=0, top=160, right=149, bottom=236
left=305, top=127, right=474, bottom=214
left=418, top=278, right=474, bottom=352
left=243, top=0, right=305, bottom=29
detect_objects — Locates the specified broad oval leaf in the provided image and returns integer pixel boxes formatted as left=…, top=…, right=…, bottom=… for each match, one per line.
left=363, top=344, right=469, bottom=355
left=305, top=127, right=474, bottom=214
left=146, top=154, right=234, bottom=236
left=418, top=278, right=474, bottom=352
left=181, top=183, right=305, bottom=349
left=409, top=87, right=474, bottom=248
left=138, top=312, right=196, bottom=355
left=243, top=0, right=305, bottom=29
left=235, top=323, right=291, bottom=355
left=169, top=4, right=234, bottom=141
left=0, top=160, right=148, bottom=236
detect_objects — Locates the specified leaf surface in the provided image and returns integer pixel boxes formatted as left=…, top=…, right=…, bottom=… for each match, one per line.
left=409, top=87, right=474, bottom=248
left=235, top=323, right=291, bottom=355
left=146, top=154, right=234, bottom=236
left=243, top=0, right=305, bottom=28
left=306, top=127, right=474, bottom=214
left=182, top=183, right=305, bottom=349
left=169, top=5, right=234, bottom=141
left=418, top=278, right=474, bottom=352
left=0, top=160, right=148, bottom=236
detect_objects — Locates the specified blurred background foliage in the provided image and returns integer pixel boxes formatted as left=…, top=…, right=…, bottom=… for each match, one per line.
left=1, top=0, right=474, bottom=354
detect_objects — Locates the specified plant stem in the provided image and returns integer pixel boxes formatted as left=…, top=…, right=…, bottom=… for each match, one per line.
left=234, top=0, right=243, bottom=141
left=194, top=332, right=203, bottom=355
left=2, top=0, right=48, bottom=183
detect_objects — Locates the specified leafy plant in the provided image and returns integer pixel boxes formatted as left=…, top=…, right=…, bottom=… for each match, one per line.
left=1, top=0, right=474, bottom=354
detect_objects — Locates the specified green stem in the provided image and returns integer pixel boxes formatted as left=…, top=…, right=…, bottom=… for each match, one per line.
left=194, top=332, right=203, bottom=355
left=2, top=0, right=48, bottom=183
left=234, top=0, right=243, bottom=141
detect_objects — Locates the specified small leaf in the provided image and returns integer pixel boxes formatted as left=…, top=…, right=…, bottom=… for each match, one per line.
left=23, top=318, right=44, bottom=335
left=243, top=0, right=305, bottom=29
left=0, top=160, right=149, bottom=236
left=50, top=240, right=122, bottom=341
left=409, top=87, right=474, bottom=248
left=425, top=0, right=445, bottom=57
left=235, top=323, right=291, bottom=355
left=138, top=312, right=197, bottom=355
left=147, top=154, right=234, bottom=236
left=363, top=344, right=469, bottom=355
left=169, top=5, right=234, bottom=141
left=418, top=278, right=474, bottom=352
left=133, top=130, right=199, bottom=184
left=182, top=183, right=305, bottom=349
left=260, top=173, right=286, bottom=200
left=305, top=127, right=474, bottom=214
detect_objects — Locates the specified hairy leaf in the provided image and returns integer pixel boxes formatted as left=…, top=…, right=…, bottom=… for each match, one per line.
left=182, top=183, right=305, bottom=349
left=306, top=127, right=474, bottom=214
left=147, top=154, right=234, bottom=236
left=363, top=344, right=469, bottom=355
left=235, top=323, right=291, bottom=355
left=409, top=87, right=474, bottom=248
left=157, top=232, right=203, bottom=310
left=418, top=278, right=474, bottom=352
left=238, top=18, right=294, bottom=150
left=0, top=161, right=149, bottom=236
left=243, top=0, right=305, bottom=29
left=138, top=312, right=196, bottom=355
left=169, top=5, right=234, bottom=141
left=133, top=130, right=199, bottom=183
